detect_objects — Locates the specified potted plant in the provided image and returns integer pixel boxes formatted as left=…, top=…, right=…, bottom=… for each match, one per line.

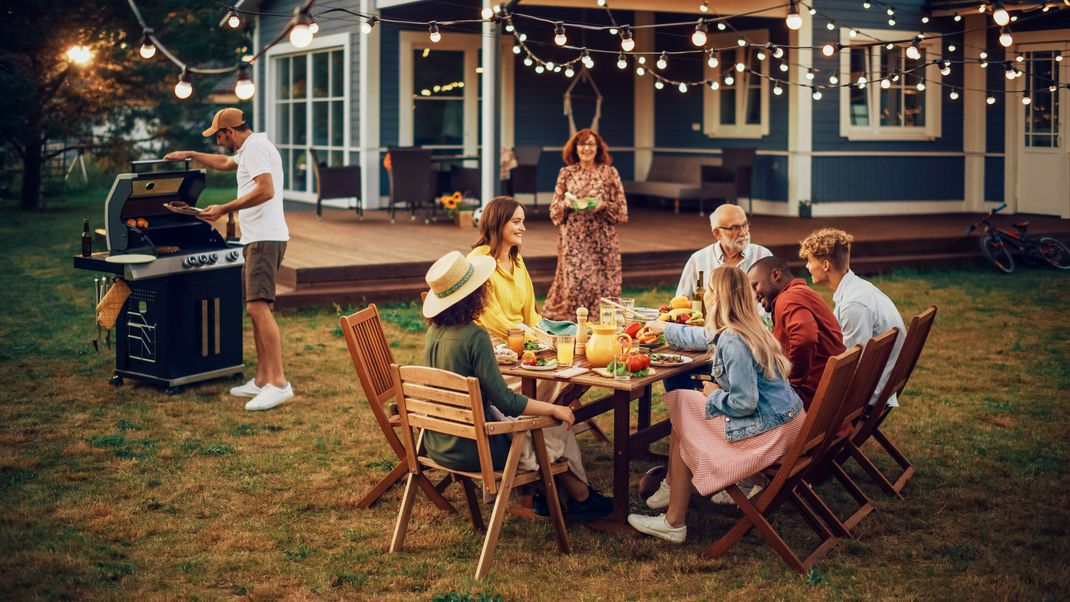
left=439, top=192, right=480, bottom=227
left=798, top=198, right=812, bottom=219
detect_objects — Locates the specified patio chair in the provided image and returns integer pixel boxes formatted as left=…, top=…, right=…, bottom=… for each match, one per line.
left=509, top=145, right=542, bottom=211
left=388, top=364, right=570, bottom=581
left=840, top=306, right=938, bottom=497
left=799, top=328, right=900, bottom=537
left=704, top=345, right=862, bottom=573
left=387, top=147, right=438, bottom=223
left=309, top=148, right=362, bottom=221
left=339, top=305, right=455, bottom=513
left=721, top=147, right=756, bottom=213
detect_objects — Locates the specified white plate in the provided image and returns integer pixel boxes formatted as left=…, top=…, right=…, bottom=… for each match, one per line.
left=104, top=253, right=156, bottom=264
left=520, top=361, right=558, bottom=371
left=495, top=342, right=550, bottom=354
left=649, top=354, right=695, bottom=368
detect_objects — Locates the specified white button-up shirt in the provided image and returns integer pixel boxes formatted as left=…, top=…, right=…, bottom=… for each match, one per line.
left=675, top=242, right=773, bottom=298
left=833, top=270, right=906, bottom=407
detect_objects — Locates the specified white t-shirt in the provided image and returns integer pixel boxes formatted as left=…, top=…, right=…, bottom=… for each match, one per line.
left=234, top=132, right=289, bottom=244
left=833, top=270, right=906, bottom=407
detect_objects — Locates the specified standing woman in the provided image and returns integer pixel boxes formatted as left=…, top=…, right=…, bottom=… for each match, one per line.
left=542, top=129, right=629, bottom=320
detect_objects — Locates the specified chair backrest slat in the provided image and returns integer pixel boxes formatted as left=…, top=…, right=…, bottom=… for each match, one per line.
left=402, top=382, right=475, bottom=408
left=874, top=306, right=937, bottom=406
left=404, top=397, right=476, bottom=425
left=340, top=305, right=398, bottom=440
left=841, top=328, right=900, bottom=428
left=399, top=365, right=470, bottom=392
left=407, top=414, right=478, bottom=439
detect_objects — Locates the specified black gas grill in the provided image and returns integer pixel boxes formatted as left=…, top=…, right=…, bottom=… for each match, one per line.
left=74, top=160, right=244, bottom=392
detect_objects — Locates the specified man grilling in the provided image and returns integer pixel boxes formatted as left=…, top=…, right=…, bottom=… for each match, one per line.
left=165, top=108, right=293, bottom=411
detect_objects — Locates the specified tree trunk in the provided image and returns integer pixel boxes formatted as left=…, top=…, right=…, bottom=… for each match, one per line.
left=20, top=132, right=43, bottom=210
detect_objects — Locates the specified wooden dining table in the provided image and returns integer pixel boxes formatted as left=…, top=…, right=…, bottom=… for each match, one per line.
left=500, top=344, right=712, bottom=530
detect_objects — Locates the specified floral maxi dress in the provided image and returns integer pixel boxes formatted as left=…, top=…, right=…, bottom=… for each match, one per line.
left=542, top=163, right=629, bottom=320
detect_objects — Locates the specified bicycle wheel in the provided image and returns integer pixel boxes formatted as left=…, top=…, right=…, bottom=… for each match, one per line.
left=1037, top=236, right=1070, bottom=269
left=980, top=234, right=1015, bottom=273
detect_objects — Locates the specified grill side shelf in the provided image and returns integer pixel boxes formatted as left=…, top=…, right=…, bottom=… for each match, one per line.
left=73, top=254, right=123, bottom=276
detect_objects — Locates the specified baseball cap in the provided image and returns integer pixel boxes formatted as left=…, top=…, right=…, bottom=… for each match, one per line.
left=202, top=108, right=246, bottom=137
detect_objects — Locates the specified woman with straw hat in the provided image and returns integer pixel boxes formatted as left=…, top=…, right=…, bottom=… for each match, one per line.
left=422, top=251, right=612, bottom=520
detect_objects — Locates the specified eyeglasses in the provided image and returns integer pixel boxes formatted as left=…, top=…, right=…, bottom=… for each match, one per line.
left=715, top=220, right=750, bottom=233
left=577, top=141, right=599, bottom=148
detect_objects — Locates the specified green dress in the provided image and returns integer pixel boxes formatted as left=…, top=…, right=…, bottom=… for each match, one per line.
left=422, top=322, right=528, bottom=472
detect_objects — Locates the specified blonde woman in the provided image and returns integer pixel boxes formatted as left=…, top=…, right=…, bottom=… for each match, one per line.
left=627, top=266, right=806, bottom=543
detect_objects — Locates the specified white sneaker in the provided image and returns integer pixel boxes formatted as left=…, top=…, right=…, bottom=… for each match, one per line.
left=710, top=483, right=764, bottom=505
left=646, top=480, right=671, bottom=510
left=230, top=378, right=263, bottom=398
left=245, top=382, right=293, bottom=411
left=627, top=513, right=687, bottom=544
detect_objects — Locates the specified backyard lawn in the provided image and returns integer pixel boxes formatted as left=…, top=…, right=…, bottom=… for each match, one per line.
left=1, top=190, right=1069, bottom=600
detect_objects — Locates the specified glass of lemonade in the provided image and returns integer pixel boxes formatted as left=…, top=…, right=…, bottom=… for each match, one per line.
left=507, top=328, right=526, bottom=356
left=556, top=335, right=575, bottom=367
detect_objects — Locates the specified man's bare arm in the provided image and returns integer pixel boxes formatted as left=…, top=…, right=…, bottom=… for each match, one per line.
left=197, top=173, right=275, bottom=221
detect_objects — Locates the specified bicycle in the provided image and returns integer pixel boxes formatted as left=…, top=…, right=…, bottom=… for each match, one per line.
left=966, top=204, right=1070, bottom=273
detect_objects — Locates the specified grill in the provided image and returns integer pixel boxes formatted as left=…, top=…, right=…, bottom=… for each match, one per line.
left=74, top=160, right=245, bottom=392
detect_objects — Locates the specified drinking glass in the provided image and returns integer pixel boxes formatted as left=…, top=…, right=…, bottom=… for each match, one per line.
left=613, top=352, right=631, bottom=381
left=599, top=299, right=615, bottom=326
left=556, top=335, right=575, bottom=366
left=507, top=328, right=526, bottom=356
left=620, top=297, right=635, bottom=322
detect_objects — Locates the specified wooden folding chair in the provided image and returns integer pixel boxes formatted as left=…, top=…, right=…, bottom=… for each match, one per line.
left=388, top=364, right=570, bottom=581
left=798, top=328, right=900, bottom=537
left=339, top=305, right=455, bottom=512
left=843, top=306, right=938, bottom=497
left=704, top=345, right=862, bottom=573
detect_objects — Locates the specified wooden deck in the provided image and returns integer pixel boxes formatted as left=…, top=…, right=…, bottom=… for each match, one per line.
left=274, top=205, right=1070, bottom=309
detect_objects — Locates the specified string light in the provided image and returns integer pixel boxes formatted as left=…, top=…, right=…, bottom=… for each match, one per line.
left=1050, top=84, right=1059, bottom=92
left=735, top=62, right=745, bottom=73
left=657, top=52, right=668, bottom=70
left=993, top=2, right=1010, bottom=26
left=829, top=73, right=839, bottom=84
left=709, top=80, right=720, bottom=90
left=678, top=82, right=688, bottom=93
left=707, top=50, right=719, bottom=69
left=881, top=77, right=891, bottom=89
left=1004, top=63, right=1017, bottom=79
left=692, top=19, right=708, bottom=47
left=888, top=16, right=896, bottom=26
left=979, top=51, right=988, bottom=60
left=827, top=21, right=836, bottom=31
left=724, top=73, right=735, bottom=85
left=857, top=75, right=868, bottom=87
left=139, top=30, right=156, bottom=59
left=916, top=81, right=925, bottom=91
left=429, top=21, right=441, bottom=43
left=849, top=29, right=858, bottom=39
left=617, top=52, right=628, bottom=69
left=545, top=61, right=556, bottom=71
left=772, top=46, right=785, bottom=59
left=512, top=44, right=521, bottom=54
left=863, top=1, right=871, bottom=8
left=986, top=95, right=996, bottom=105
left=756, top=47, right=767, bottom=61
left=806, top=68, right=815, bottom=81
left=822, top=43, right=840, bottom=57
left=906, top=37, right=922, bottom=60
left=481, top=6, right=494, bottom=20
left=309, top=17, right=319, bottom=35
left=999, top=28, right=1013, bottom=48
left=700, top=0, right=709, bottom=13
left=597, top=0, right=607, bottom=6
left=780, top=62, right=790, bottom=72
left=234, top=64, right=255, bottom=100
left=922, top=10, right=931, bottom=24
left=812, top=87, right=823, bottom=100
left=1016, top=54, right=1024, bottom=62
left=582, top=50, right=594, bottom=69
left=361, top=16, right=378, bottom=34
left=948, top=44, right=957, bottom=52
left=887, top=6, right=895, bottom=16
left=636, top=65, right=646, bottom=75
left=174, top=68, right=192, bottom=99
left=1021, top=95, right=1031, bottom=105
left=786, top=0, right=803, bottom=30
left=535, top=64, right=545, bottom=73
left=554, top=22, right=567, bottom=46
left=941, top=63, right=951, bottom=76
left=773, top=82, right=784, bottom=95
left=949, top=89, right=959, bottom=100
left=716, top=22, right=727, bottom=31
left=289, top=11, right=314, bottom=48
left=979, top=3, right=987, bottom=13
left=654, top=80, right=665, bottom=90
left=226, top=9, right=241, bottom=29
left=954, top=13, right=962, bottom=22
left=620, top=26, right=635, bottom=52
left=523, top=57, right=533, bottom=67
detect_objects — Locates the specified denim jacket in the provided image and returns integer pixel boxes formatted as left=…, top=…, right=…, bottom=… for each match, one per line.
left=664, top=324, right=804, bottom=443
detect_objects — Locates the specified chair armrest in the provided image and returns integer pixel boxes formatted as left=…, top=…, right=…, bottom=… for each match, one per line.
left=484, top=415, right=561, bottom=434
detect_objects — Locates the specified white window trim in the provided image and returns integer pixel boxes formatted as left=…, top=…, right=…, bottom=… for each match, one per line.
left=399, top=31, right=480, bottom=155
left=703, top=29, right=770, bottom=139
left=839, top=28, right=942, bottom=141
left=264, top=32, right=353, bottom=201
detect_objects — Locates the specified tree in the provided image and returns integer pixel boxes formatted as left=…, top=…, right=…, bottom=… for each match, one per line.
left=0, top=0, right=250, bottom=209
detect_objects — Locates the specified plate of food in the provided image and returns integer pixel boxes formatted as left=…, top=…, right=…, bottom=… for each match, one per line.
left=519, top=351, right=558, bottom=371
left=649, top=353, right=694, bottom=367
left=565, top=191, right=599, bottom=211
left=494, top=348, right=519, bottom=365
left=496, top=341, right=550, bottom=354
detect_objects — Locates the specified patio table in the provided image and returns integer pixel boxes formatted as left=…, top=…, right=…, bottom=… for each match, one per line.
left=500, top=344, right=712, bottom=530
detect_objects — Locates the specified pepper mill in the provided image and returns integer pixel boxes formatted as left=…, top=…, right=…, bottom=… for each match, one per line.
left=575, top=306, right=588, bottom=359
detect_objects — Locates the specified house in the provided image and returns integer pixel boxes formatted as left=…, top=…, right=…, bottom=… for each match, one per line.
left=237, top=0, right=1070, bottom=218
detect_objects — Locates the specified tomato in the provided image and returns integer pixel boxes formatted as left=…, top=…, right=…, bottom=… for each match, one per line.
left=623, top=321, right=642, bottom=338
left=625, top=354, right=645, bottom=373
left=638, top=353, right=651, bottom=370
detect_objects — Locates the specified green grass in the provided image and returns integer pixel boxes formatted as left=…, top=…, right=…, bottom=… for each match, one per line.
left=1, top=188, right=1069, bottom=599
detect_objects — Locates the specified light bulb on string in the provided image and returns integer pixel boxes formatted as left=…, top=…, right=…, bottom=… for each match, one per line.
left=554, top=65, right=562, bottom=73
left=700, top=0, right=709, bottom=12
left=948, top=44, right=957, bottom=52
left=1050, top=84, right=1059, bottom=92
left=505, top=22, right=515, bottom=32
left=773, top=46, right=784, bottom=59
left=481, top=7, right=493, bottom=20
left=981, top=60, right=989, bottom=68
left=780, top=62, right=789, bottom=72
left=554, top=22, right=567, bottom=46
left=887, top=6, right=895, bottom=16
left=735, top=62, right=745, bottom=73
left=227, top=9, right=241, bottom=29
left=289, top=11, right=314, bottom=48
left=678, top=82, right=688, bottom=93
left=620, top=26, right=635, bottom=52
left=361, top=16, right=378, bottom=34
left=609, top=27, right=619, bottom=35
left=709, top=80, right=720, bottom=90
left=857, top=75, right=867, bottom=88
left=941, top=64, right=951, bottom=76
left=582, top=50, right=594, bottom=69
left=999, top=28, right=1013, bottom=48
left=906, top=38, right=922, bottom=61
left=806, top=68, right=815, bottom=81
left=519, top=33, right=527, bottom=42
left=617, top=52, right=628, bottom=69
left=827, top=21, right=836, bottom=31
left=1016, top=54, right=1024, bottom=62
left=692, top=20, right=708, bottom=47
left=545, top=61, right=555, bottom=71
left=707, top=50, right=719, bottom=69
left=756, top=48, right=767, bottom=61
left=916, top=81, right=925, bottom=91
left=523, top=57, right=533, bottom=67
left=849, top=29, right=858, bottom=39
left=812, top=87, right=823, bottom=100
left=986, top=95, right=996, bottom=105
left=174, top=68, right=193, bottom=99
left=773, top=82, right=783, bottom=95
left=949, top=89, right=959, bottom=100
left=922, top=11, right=931, bottom=24
left=309, top=18, right=319, bottom=35
left=235, top=64, right=255, bottom=100
left=638, top=56, right=647, bottom=65
left=863, top=1, right=871, bottom=8
left=954, top=13, right=962, bottom=22
left=535, top=65, right=545, bottom=74
left=657, top=52, right=668, bottom=70
left=636, top=66, right=646, bottom=76
left=428, top=22, right=441, bottom=43
left=1057, top=54, right=1065, bottom=63
left=139, top=30, right=156, bottom=59
left=724, top=73, right=735, bottom=85
left=886, top=42, right=894, bottom=50
left=809, top=6, right=816, bottom=15
left=512, top=44, right=521, bottom=55
left=654, top=80, right=665, bottom=90
left=822, top=43, right=839, bottom=57
left=892, top=72, right=900, bottom=82
left=979, top=3, right=987, bottom=13
left=993, top=3, right=1010, bottom=26
left=881, top=77, right=891, bottom=89
left=597, top=0, right=607, bottom=6
left=737, top=38, right=747, bottom=47
left=888, top=17, right=896, bottom=26
left=786, top=0, right=803, bottom=30
left=717, top=22, right=727, bottom=31
left=1005, top=64, right=1017, bottom=80
left=1022, top=95, right=1031, bottom=105
left=979, top=50, right=988, bottom=60
left=829, top=73, right=839, bottom=84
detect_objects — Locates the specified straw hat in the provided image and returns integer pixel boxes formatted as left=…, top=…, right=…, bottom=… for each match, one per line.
left=422, top=251, right=496, bottom=318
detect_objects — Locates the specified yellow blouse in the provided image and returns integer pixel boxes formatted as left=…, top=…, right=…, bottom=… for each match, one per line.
left=468, top=245, right=542, bottom=340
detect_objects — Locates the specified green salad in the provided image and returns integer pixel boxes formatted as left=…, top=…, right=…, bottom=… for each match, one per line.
left=606, top=360, right=652, bottom=378
left=523, top=340, right=544, bottom=351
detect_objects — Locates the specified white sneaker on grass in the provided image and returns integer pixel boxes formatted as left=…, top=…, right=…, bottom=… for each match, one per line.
left=245, top=382, right=293, bottom=411
left=646, top=479, right=671, bottom=510
left=710, top=483, right=764, bottom=505
left=230, top=378, right=263, bottom=398
left=627, top=513, right=687, bottom=544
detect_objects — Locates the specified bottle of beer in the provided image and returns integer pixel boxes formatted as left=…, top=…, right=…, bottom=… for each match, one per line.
left=81, top=219, right=92, bottom=257
left=225, top=212, right=236, bottom=241
left=691, top=270, right=705, bottom=315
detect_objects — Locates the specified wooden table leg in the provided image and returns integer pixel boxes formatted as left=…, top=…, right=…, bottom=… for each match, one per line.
left=611, top=389, right=631, bottom=525
left=637, top=384, right=652, bottom=431
left=521, top=376, right=536, bottom=398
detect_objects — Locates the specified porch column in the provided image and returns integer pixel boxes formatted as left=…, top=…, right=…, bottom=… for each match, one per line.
left=480, top=1, right=499, bottom=207
left=963, top=14, right=987, bottom=213
left=359, top=0, right=382, bottom=209
left=787, top=5, right=813, bottom=216
left=634, top=11, right=655, bottom=181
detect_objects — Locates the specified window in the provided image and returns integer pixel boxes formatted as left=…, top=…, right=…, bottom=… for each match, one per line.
left=704, top=30, right=770, bottom=139
left=1024, top=50, right=1059, bottom=148
left=271, top=44, right=348, bottom=195
left=399, top=32, right=480, bottom=155
left=839, top=29, right=941, bottom=140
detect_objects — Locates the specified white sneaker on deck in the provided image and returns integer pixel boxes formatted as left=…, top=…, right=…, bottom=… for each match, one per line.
left=710, top=483, right=764, bottom=505
left=645, top=479, right=671, bottom=510
left=627, top=513, right=687, bottom=544
left=230, top=379, right=263, bottom=398
left=245, top=382, right=293, bottom=411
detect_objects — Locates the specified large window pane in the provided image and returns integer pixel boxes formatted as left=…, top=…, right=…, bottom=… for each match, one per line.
left=292, top=55, right=307, bottom=98
left=312, top=51, right=329, bottom=98
left=904, top=48, right=925, bottom=127
left=312, top=101, right=329, bottom=145
left=291, top=150, right=307, bottom=192
left=745, top=51, right=761, bottom=125
left=279, top=148, right=290, bottom=188
left=276, top=104, right=291, bottom=144
left=721, top=87, right=736, bottom=125
left=413, top=99, right=464, bottom=145
left=276, top=57, right=290, bottom=100
left=331, top=49, right=345, bottom=97
left=413, top=49, right=464, bottom=97
left=331, top=100, right=344, bottom=146
left=293, top=101, right=307, bottom=145
left=850, top=48, right=869, bottom=126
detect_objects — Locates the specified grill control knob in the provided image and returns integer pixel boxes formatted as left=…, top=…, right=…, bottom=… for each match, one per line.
left=183, top=256, right=196, bottom=267
left=225, top=250, right=240, bottom=262
left=207, top=254, right=218, bottom=264
left=199, top=254, right=209, bottom=265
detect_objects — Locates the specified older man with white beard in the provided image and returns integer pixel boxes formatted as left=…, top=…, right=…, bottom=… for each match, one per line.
left=675, top=204, right=771, bottom=298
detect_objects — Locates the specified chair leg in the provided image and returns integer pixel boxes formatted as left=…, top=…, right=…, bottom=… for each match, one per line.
left=728, top=485, right=808, bottom=573
left=475, top=432, right=527, bottom=581
left=871, top=427, right=916, bottom=493
left=827, top=460, right=876, bottom=532
left=844, top=439, right=902, bottom=498
left=532, top=429, right=570, bottom=554
left=357, top=460, right=409, bottom=509
left=389, top=473, right=419, bottom=553
left=460, top=476, right=485, bottom=531
left=797, top=480, right=851, bottom=539
left=316, top=196, right=323, bottom=220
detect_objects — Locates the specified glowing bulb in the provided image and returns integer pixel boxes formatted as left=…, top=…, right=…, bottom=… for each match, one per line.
left=717, top=22, right=727, bottom=31
left=986, top=96, right=996, bottom=105
left=545, top=61, right=555, bottom=71
left=773, top=46, right=784, bottom=59
left=806, top=69, right=815, bottom=81
left=949, top=89, right=959, bottom=100
left=65, top=45, right=93, bottom=66
left=773, top=83, right=783, bottom=95
left=756, top=49, right=767, bottom=61
left=941, top=66, right=951, bottom=76
left=523, top=57, right=533, bottom=67
left=609, top=27, right=618, bottom=35
left=482, top=7, right=494, bottom=20
left=881, top=78, right=891, bottom=89
left=829, top=73, right=839, bottom=85
left=735, top=62, right=745, bottom=73
left=309, top=20, right=319, bottom=35
left=700, top=1, right=709, bottom=12
left=999, top=29, right=1013, bottom=47
left=535, top=65, right=545, bottom=74
left=361, top=17, right=377, bottom=34
left=849, top=29, right=858, bottom=38
left=227, top=10, right=241, bottom=29
left=174, top=69, right=192, bottom=99
left=554, top=22, right=567, bottom=46
left=657, top=52, right=668, bottom=70
left=906, top=41, right=921, bottom=61
left=289, top=14, right=313, bottom=48
left=954, top=14, right=962, bottom=22
left=827, top=21, right=836, bottom=31
left=139, top=33, right=156, bottom=59
left=709, top=81, right=720, bottom=90
left=887, top=7, right=895, bottom=15
left=678, top=82, right=688, bottom=93
left=724, top=74, right=735, bottom=85
left=780, top=62, right=789, bottom=72
left=857, top=76, right=867, bottom=87
left=887, top=18, right=896, bottom=26
left=636, top=66, right=646, bottom=76
left=1050, top=84, right=1058, bottom=92
left=1022, top=96, right=1031, bottom=105
left=582, top=53, right=594, bottom=69
left=654, top=80, right=664, bottom=90
left=916, top=82, right=925, bottom=91
left=512, top=45, right=521, bottom=55
left=429, top=22, right=441, bottom=43
left=707, top=51, right=719, bottom=69
left=565, top=67, right=574, bottom=77
left=1016, top=54, right=1024, bottom=62
left=617, top=53, right=628, bottom=69
left=979, top=51, right=988, bottom=60
left=235, top=65, right=255, bottom=100
left=692, top=20, right=708, bottom=47
left=864, top=1, right=871, bottom=8
left=948, top=44, right=957, bottom=52
left=620, top=27, right=635, bottom=52
left=812, top=88, right=823, bottom=100
left=598, top=0, right=607, bottom=5
left=993, top=5, right=1010, bottom=26
left=822, top=43, right=836, bottom=57
left=786, top=0, right=803, bottom=30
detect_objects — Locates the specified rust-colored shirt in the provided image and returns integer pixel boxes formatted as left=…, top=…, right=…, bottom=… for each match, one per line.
left=770, top=279, right=846, bottom=408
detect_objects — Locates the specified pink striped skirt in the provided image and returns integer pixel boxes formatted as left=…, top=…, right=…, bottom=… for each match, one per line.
left=664, top=389, right=806, bottom=497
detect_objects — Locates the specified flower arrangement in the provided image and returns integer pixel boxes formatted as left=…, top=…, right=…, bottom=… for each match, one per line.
left=439, top=191, right=480, bottom=227
left=438, top=191, right=464, bottom=215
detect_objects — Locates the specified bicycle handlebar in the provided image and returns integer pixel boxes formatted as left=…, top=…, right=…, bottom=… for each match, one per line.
left=991, top=203, right=1007, bottom=215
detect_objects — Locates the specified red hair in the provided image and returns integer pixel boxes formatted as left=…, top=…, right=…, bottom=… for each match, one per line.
left=562, top=129, right=612, bottom=166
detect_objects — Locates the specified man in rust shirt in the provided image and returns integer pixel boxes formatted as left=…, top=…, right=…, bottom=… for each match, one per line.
left=747, top=256, right=845, bottom=408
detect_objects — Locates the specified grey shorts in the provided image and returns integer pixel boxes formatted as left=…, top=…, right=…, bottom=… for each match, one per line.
left=242, top=241, right=287, bottom=303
